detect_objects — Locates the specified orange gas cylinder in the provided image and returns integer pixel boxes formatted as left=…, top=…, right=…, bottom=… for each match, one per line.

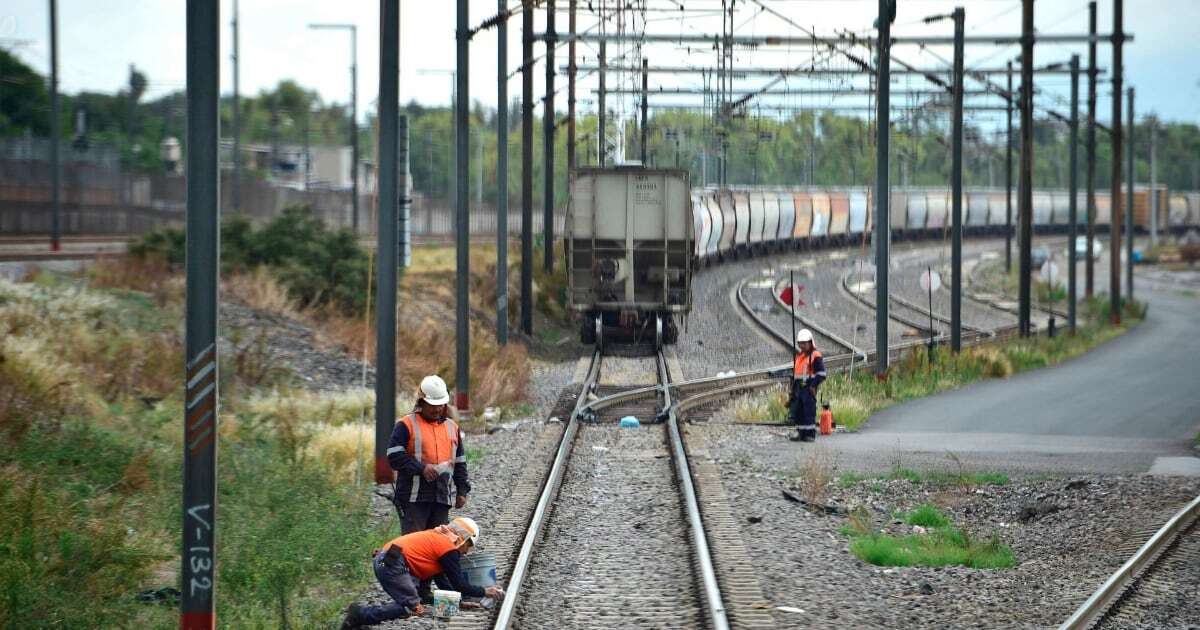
left=819, top=403, right=834, bottom=436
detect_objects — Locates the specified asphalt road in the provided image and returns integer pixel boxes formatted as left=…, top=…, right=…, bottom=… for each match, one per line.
left=833, top=281, right=1200, bottom=475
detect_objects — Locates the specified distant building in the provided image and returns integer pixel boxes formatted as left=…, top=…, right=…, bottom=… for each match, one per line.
left=218, top=140, right=374, bottom=194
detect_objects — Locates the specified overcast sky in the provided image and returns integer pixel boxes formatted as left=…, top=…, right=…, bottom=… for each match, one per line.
left=4, top=0, right=1199, bottom=128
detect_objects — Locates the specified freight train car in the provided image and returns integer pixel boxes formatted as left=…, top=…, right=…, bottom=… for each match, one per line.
left=567, top=167, right=692, bottom=346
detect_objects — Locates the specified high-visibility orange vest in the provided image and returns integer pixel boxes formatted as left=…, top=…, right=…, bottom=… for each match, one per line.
left=399, top=413, right=461, bottom=467
left=794, top=349, right=823, bottom=378
left=384, top=529, right=459, bottom=580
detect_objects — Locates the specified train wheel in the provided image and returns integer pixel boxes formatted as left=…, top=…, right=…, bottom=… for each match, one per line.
left=580, top=314, right=597, bottom=345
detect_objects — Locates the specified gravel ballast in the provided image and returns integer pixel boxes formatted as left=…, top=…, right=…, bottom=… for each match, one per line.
left=692, top=425, right=1199, bottom=629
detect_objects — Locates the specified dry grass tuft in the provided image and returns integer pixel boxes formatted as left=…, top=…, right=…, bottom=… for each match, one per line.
left=304, top=423, right=374, bottom=484
left=794, top=446, right=837, bottom=506
left=88, top=254, right=180, bottom=305
left=224, top=266, right=298, bottom=316
left=968, top=346, right=1014, bottom=379
left=731, top=385, right=790, bottom=423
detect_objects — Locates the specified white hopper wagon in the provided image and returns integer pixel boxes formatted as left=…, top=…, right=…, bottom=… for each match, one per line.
left=567, top=167, right=693, bottom=347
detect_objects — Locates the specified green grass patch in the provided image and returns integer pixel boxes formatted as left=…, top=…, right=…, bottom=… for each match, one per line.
left=841, top=504, right=1015, bottom=570
left=904, top=504, right=951, bottom=528
left=849, top=529, right=1014, bottom=569
left=466, top=446, right=487, bottom=465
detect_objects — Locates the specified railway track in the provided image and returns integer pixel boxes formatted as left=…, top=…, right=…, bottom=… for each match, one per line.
left=462, top=336, right=796, bottom=630
left=1061, top=495, right=1200, bottom=630
left=490, top=343, right=732, bottom=629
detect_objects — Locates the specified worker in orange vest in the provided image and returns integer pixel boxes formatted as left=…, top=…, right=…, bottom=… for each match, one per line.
left=387, top=375, right=471, bottom=534
left=340, top=517, right=505, bottom=628
left=789, top=329, right=826, bottom=442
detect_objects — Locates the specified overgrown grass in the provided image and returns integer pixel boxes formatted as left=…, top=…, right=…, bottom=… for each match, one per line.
left=841, top=505, right=1015, bottom=570
left=0, top=273, right=391, bottom=628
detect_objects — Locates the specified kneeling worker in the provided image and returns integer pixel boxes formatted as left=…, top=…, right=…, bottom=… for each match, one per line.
left=341, top=517, right=505, bottom=628
left=789, top=329, right=826, bottom=442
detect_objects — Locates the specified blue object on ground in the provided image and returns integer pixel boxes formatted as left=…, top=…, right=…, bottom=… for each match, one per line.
left=619, top=416, right=641, bottom=428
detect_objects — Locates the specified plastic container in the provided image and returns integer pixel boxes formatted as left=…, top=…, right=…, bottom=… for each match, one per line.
left=619, top=416, right=641, bottom=428
left=460, top=552, right=497, bottom=588
left=432, top=590, right=461, bottom=618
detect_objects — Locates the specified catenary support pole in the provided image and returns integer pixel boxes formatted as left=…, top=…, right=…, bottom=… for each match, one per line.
left=598, top=40, right=606, bottom=166
left=641, top=58, right=649, bottom=164
left=950, top=7, right=964, bottom=353
left=351, top=27, right=359, bottom=233
left=455, top=0, right=470, bottom=412
left=1018, top=0, right=1033, bottom=337
left=182, top=1, right=219, bottom=627
left=1085, top=0, right=1097, bottom=298
left=376, top=0, right=399, bottom=484
left=1068, top=55, right=1079, bottom=334
left=49, top=0, right=60, bottom=251
left=543, top=0, right=556, bottom=273
left=1150, top=117, right=1157, bottom=245
left=497, top=0, right=509, bottom=344
left=1109, top=0, right=1123, bottom=324
left=874, top=0, right=891, bottom=375
left=231, top=0, right=241, bottom=214
left=567, top=0, right=576, bottom=178
left=1006, top=60, right=1013, bottom=274
left=521, top=1, right=534, bottom=335
left=1126, top=86, right=1134, bottom=302
left=400, top=116, right=411, bottom=268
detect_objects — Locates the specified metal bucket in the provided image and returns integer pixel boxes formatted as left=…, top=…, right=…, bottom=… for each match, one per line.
left=460, top=552, right=497, bottom=588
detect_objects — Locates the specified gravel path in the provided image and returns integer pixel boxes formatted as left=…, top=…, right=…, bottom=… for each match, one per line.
left=514, top=424, right=705, bottom=630
left=692, top=425, right=1200, bottom=629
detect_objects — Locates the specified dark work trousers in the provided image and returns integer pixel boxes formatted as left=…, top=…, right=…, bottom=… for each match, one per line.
left=789, top=382, right=818, bottom=440
left=395, top=501, right=450, bottom=600
left=358, top=549, right=421, bottom=624
left=397, top=501, right=451, bottom=535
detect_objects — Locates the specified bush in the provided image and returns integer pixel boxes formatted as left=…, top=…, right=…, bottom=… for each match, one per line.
left=130, top=205, right=371, bottom=314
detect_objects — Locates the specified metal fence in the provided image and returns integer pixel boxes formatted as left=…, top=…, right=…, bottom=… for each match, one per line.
left=0, top=139, right=563, bottom=238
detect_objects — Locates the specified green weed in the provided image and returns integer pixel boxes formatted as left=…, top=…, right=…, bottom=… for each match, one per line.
left=905, top=504, right=951, bottom=528
left=848, top=527, right=1014, bottom=569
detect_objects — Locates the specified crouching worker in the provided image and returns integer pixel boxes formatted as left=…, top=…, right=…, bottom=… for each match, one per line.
left=341, top=517, right=505, bottom=628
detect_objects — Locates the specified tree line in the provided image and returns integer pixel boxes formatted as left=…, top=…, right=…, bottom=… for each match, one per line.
left=4, top=47, right=1198, bottom=204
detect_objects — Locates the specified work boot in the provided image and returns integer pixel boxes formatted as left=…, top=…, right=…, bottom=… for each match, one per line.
left=340, top=603, right=365, bottom=630
left=800, top=433, right=816, bottom=443
left=788, top=430, right=803, bottom=442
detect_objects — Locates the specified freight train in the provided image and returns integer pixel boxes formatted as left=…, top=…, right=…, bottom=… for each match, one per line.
left=567, top=167, right=1200, bottom=346
left=691, top=186, right=1199, bottom=262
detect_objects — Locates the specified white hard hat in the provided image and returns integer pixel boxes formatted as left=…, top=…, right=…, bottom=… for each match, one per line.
left=796, top=329, right=814, bottom=343
left=419, top=375, right=451, bottom=406
left=450, top=516, right=480, bottom=545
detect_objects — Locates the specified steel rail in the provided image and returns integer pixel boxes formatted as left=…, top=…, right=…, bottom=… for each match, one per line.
left=1059, top=494, right=1200, bottom=630
left=739, top=275, right=867, bottom=359
left=491, top=346, right=600, bottom=630
left=663, top=353, right=730, bottom=630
